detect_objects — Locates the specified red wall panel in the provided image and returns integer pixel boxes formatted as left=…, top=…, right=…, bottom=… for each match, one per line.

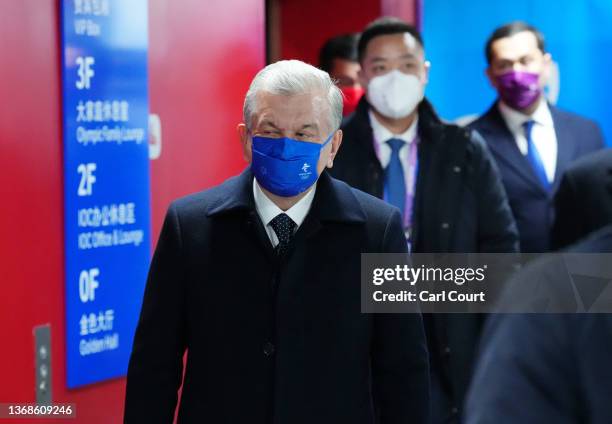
left=277, top=0, right=416, bottom=65
left=0, top=1, right=264, bottom=422
left=149, top=0, right=265, bottom=238
left=279, top=0, right=381, bottom=64
left=0, top=2, right=67, bottom=422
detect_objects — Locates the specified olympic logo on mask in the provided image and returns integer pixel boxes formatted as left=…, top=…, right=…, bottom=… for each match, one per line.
left=299, top=162, right=312, bottom=180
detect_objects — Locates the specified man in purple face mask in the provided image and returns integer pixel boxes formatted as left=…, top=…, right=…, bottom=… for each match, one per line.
left=469, top=21, right=605, bottom=253
left=487, top=28, right=551, bottom=114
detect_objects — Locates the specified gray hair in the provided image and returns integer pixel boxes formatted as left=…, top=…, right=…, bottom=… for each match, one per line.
left=243, top=60, right=343, bottom=133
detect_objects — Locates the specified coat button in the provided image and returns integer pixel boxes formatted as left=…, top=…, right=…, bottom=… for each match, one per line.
left=263, top=342, right=275, bottom=356
left=441, top=222, right=450, bottom=230
left=453, top=166, right=461, bottom=173
left=443, top=346, right=451, bottom=355
left=451, top=407, right=459, bottom=415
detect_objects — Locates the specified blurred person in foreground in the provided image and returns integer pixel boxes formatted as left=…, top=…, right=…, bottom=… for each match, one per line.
left=465, top=224, right=612, bottom=424
left=466, top=146, right=612, bottom=423
left=552, top=148, right=612, bottom=249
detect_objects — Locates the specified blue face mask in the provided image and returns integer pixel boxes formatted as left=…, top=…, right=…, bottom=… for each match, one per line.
left=251, top=132, right=334, bottom=197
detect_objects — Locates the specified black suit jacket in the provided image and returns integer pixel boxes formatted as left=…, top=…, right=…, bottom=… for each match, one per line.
left=552, top=148, right=612, bottom=249
left=331, top=98, right=519, bottom=423
left=124, top=168, right=430, bottom=424
left=333, top=98, right=518, bottom=255
left=465, top=225, right=612, bottom=424
left=468, top=102, right=605, bottom=252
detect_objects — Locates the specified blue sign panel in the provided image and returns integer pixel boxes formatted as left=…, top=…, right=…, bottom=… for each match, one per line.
left=61, top=0, right=151, bottom=388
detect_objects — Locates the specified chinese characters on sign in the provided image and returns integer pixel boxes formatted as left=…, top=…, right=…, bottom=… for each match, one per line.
left=61, top=0, right=150, bottom=388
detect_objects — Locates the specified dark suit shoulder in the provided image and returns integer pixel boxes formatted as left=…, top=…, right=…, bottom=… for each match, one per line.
left=434, top=120, right=492, bottom=167
left=466, top=103, right=498, bottom=132
left=349, top=183, right=397, bottom=222
left=550, top=105, right=599, bottom=128
left=469, top=102, right=600, bottom=129
left=551, top=106, right=605, bottom=153
left=467, top=113, right=487, bottom=129
left=171, top=173, right=245, bottom=215
left=334, top=179, right=408, bottom=253
left=340, top=109, right=361, bottom=132
left=326, top=175, right=397, bottom=224
left=341, top=102, right=369, bottom=131
left=564, top=148, right=612, bottom=180
left=339, top=107, right=371, bottom=149
left=464, top=126, right=494, bottom=157
left=333, top=105, right=375, bottom=186
left=566, top=224, right=612, bottom=253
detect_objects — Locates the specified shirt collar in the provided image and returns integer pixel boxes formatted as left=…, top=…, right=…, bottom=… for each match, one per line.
left=252, top=178, right=317, bottom=227
left=498, top=98, right=554, bottom=132
left=368, top=110, right=419, bottom=145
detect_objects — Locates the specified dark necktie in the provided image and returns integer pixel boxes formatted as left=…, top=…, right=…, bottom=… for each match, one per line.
left=522, top=120, right=550, bottom=191
left=385, top=138, right=407, bottom=218
left=270, top=213, right=296, bottom=256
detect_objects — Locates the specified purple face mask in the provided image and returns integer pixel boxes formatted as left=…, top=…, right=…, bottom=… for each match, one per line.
left=496, top=70, right=541, bottom=110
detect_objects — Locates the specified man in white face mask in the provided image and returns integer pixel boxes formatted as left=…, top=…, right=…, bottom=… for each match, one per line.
left=330, top=17, right=520, bottom=424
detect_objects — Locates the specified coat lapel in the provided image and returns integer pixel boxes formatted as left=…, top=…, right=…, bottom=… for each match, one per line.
left=206, top=168, right=277, bottom=262
left=293, top=171, right=367, bottom=244
left=550, top=105, right=577, bottom=191
left=205, top=167, right=367, bottom=260
left=478, top=103, right=548, bottom=195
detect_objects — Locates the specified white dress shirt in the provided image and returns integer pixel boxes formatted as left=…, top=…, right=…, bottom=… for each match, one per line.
left=252, top=178, right=316, bottom=247
left=498, top=100, right=557, bottom=183
left=368, top=110, right=419, bottom=196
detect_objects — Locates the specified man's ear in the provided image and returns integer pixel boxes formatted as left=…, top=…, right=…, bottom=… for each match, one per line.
left=485, top=66, right=497, bottom=89
left=357, top=66, right=368, bottom=90
left=423, top=60, right=431, bottom=85
left=237, top=123, right=252, bottom=163
left=541, top=52, right=553, bottom=82
left=326, top=129, right=343, bottom=168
